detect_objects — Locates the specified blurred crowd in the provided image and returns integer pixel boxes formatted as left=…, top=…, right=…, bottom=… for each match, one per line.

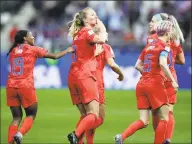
left=2, top=1, right=192, bottom=52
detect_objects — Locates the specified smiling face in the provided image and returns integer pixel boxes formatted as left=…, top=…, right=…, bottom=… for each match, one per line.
left=83, top=8, right=98, bottom=27
left=24, top=32, right=35, bottom=46
left=149, top=16, right=159, bottom=33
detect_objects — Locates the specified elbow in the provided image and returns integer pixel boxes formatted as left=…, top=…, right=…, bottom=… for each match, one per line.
left=179, top=59, right=185, bottom=65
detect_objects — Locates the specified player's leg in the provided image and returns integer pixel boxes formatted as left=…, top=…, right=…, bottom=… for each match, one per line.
left=14, top=102, right=38, bottom=144
left=152, top=109, right=159, bottom=131
left=115, top=83, right=150, bottom=144
left=6, top=88, right=22, bottom=144
left=68, top=77, right=99, bottom=143
left=8, top=106, right=23, bottom=144
left=165, top=103, right=175, bottom=143
left=86, top=103, right=105, bottom=144
left=154, top=104, right=170, bottom=144
left=165, top=81, right=176, bottom=143
left=14, top=88, right=38, bottom=144
left=115, top=109, right=150, bottom=144
left=76, top=104, right=87, bottom=144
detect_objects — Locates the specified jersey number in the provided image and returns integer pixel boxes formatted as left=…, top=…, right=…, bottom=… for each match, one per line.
left=144, top=54, right=152, bottom=72
left=12, top=57, right=24, bottom=75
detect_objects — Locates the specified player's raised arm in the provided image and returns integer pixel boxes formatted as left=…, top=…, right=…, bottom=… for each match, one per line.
left=159, top=50, right=178, bottom=91
left=107, top=58, right=124, bottom=81
left=44, top=47, right=74, bottom=59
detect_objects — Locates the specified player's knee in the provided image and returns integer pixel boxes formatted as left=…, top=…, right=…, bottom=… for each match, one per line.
left=140, top=118, right=149, bottom=126
left=12, top=117, right=22, bottom=125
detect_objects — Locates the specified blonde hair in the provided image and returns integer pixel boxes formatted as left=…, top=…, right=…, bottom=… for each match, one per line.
left=68, top=7, right=94, bottom=38
left=154, top=20, right=172, bottom=37
left=168, top=15, right=185, bottom=43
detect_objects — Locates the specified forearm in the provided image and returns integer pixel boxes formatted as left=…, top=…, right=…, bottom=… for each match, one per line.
left=135, top=65, right=143, bottom=74
left=44, top=49, right=70, bottom=59
left=110, top=63, right=123, bottom=76
left=160, top=64, right=175, bottom=82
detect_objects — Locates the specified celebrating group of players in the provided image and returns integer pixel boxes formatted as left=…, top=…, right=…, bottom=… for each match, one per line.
left=6, top=7, right=184, bottom=144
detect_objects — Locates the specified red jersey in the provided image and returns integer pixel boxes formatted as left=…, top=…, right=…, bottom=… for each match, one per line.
left=139, top=39, right=170, bottom=79
left=69, top=27, right=97, bottom=79
left=147, top=34, right=183, bottom=82
left=6, top=44, right=47, bottom=88
left=95, top=44, right=115, bottom=88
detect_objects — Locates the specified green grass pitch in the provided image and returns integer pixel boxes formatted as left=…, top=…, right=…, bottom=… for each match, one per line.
left=1, top=88, right=191, bottom=144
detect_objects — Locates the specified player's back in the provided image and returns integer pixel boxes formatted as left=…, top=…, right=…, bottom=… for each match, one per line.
left=141, top=39, right=169, bottom=79
left=7, top=44, right=46, bottom=88
left=69, top=27, right=97, bottom=79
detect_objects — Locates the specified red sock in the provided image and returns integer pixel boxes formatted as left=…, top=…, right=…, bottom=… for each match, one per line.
left=85, top=117, right=103, bottom=144
left=121, top=120, right=145, bottom=141
left=166, top=112, right=175, bottom=140
left=76, top=116, right=85, bottom=144
left=152, top=115, right=159, bottom=131
left=86, top=129, right=95, bottom=144
left=19, top=117, right=34, bottom=135
left=93, top=117, right=104, bottom=129
left=75, top=114, right=97, bottom=138
left=8, top=125, right=18, bottom=144
left=154, top=120, right=167, bottom=144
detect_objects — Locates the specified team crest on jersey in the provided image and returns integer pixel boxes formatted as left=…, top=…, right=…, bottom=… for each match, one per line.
left=164, top=46, right=170, bottom=52
left=147, top=46, right=155, bottom=50
left=88, top=30, right=94, bottom=35
left=15, top=49, right=23, bottom=54
left=148, top=39, right=154, bottom=44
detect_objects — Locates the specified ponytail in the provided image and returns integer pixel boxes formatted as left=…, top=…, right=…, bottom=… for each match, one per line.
left=6, top=30, right=28, bottom=57
left=168, top=15, right=185, bottom=43
left=7, top=42, right=17, bottom=57
left=68, top=7, right=95, bottom=38
left=68, top=12, right=85, bottom=38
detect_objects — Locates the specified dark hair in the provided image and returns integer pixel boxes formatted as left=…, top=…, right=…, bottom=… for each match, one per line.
left=7, top=30, right=28, bottom=57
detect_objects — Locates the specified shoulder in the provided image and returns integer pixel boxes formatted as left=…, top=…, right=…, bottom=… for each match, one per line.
left=147, top=33, right=158, bottom=43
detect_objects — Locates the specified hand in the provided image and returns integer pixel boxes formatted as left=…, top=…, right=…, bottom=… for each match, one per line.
left=117, top=74, right=124, bottom=81
left=94, top=44, right=103, bottom=56
left=96, top=19, right=106, bottom=33
left=171, top=81, right=179, bottom=93
left=66, top=47, right=75, bottom=53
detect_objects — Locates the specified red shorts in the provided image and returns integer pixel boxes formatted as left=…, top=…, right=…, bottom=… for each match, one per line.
left=68, top=75, right=99, bottom=105
left=6, top=88, right=37, bottom=108
left=136, top=77, right=168, bottom=110
left=165, top=81, right=176, bottom=104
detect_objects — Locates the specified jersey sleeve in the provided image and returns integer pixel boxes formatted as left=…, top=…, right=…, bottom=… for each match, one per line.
left=32, top=46, right=48, bottom=58
left=85, top=29, right=96, bottom=43
left=104, top=45, right=115, bottom=60
left=160, top=51, right=169, bottom=57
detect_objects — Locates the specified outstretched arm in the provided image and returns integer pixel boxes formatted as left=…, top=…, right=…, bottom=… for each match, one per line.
left=44, top=47, right=74, bottom=59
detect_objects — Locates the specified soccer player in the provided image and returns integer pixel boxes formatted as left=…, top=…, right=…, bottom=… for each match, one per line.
left=115, top=20, right=178, bottom=144
left=6, top=30, right=74, bottom=144
left=147, top=13, right=185, bottom=143
left=67, top=7, right=107, bottom=144
left=84, top=21, right=124, bottom=144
